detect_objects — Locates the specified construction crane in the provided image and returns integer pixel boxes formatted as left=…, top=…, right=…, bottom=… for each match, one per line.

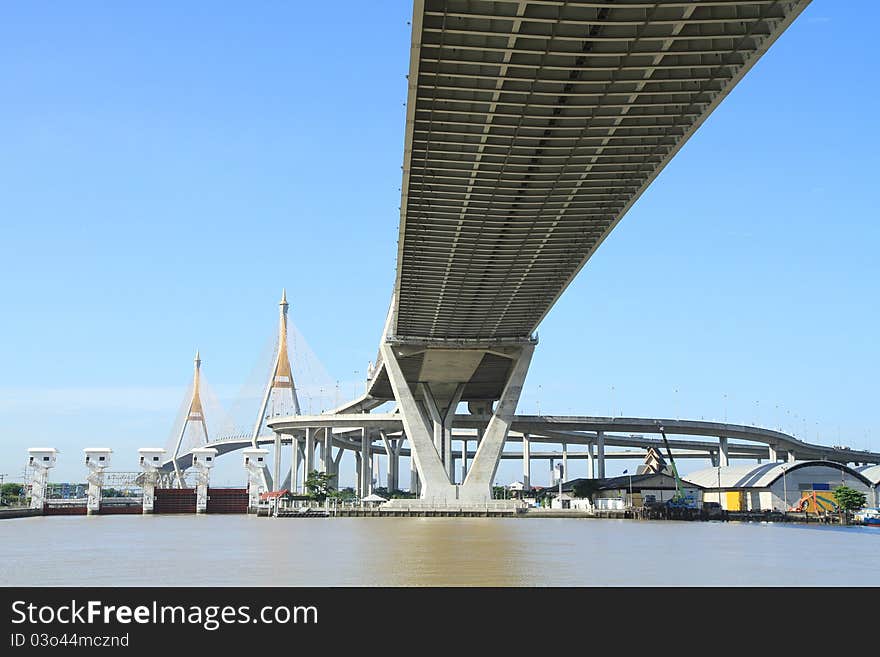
left=656, top=423, right=688, bottom=508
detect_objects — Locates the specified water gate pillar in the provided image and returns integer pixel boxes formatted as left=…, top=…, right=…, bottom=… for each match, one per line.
left=243, top=448, right=270, bottom=512
left=138, top=448, right=166, bottom=513
left=84, top=448, right=112, bottom=515
left=27, top=448, right=57, bottom=511
left=191, top=448, right=218, bottom=513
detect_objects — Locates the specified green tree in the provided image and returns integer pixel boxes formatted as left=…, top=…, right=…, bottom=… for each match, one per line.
left=304, top=470, right=335, bottom=502
left=833, top=486, right=866, bottom=513
left=328, top=487, right=357, bottom=502
left=572, top=480, right=601, bottom=500
left=1, top=483, right=24, bottom=499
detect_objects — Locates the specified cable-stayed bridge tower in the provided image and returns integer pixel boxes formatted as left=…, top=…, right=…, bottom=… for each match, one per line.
left=171, top=350, right=210, bottom=487
left=250, top=289, right=301, bottom=490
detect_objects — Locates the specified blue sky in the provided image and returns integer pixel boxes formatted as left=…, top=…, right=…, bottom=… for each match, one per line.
left=1, top=2, right=877, bottom=487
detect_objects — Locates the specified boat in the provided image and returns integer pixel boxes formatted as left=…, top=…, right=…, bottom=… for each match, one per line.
left=854, top=508, right=880, bottom=526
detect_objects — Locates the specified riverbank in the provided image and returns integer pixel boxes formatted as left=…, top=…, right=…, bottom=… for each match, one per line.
left=0, top=507, right=41, bottom=520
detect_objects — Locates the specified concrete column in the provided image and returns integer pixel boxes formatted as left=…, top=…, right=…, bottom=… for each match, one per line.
left=410, top=454, right=420, bottom=495
left=355, top=453, right=362, bottom=497
left=462, top=344, right=534, bottom=502
left=289, top=437, right=301, bottom=493
left=768, top=443, right=779, bottom=462
left=273, top=432, right=282, bottom=495
left=587, top=443, right=594, bottom=479
left=522, top=433, right=531, bottom=488
left=787, top=450, right=796, bottom=463
left=383, top=344, right=470, bottom=502
left=360, top=428, right=371, bottom=497
left=304, top=428, right=315, bottom=480
left=392, top=441, right=401, bottom=492
left=320, top=428, right=332, bottom=473
left=381, top=433, right=398, bottom=492
left=384, top=439, right=394, bottom=492
left=719, top=437, right=729, bottom=467
left=710, top=452, right=719, bottom=467
left=460, top=439, right=468, bottom=483
left=562, top=442, right=568, bottom=481
left=596, top=431, right=606, bottom=479
left=332, top=446, right=344, bottom=488
left=444, top=426, right=454, bottom=483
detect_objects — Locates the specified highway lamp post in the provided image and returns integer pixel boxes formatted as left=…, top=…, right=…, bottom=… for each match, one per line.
left=717, top=465, right=722, bottom=508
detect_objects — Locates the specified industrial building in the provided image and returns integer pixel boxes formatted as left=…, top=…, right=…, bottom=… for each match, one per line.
left=684, top=461, right=874, bottom=512
left=856, top=466, right=880, bottom=507
left=554, top=473, right=703, bottom=511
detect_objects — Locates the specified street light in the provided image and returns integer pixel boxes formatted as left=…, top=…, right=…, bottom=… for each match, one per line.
left=626, top=469, right=632, bottom=507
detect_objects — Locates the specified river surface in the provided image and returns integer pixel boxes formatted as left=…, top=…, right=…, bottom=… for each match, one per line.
left=2, top=515, right=878, bottom=586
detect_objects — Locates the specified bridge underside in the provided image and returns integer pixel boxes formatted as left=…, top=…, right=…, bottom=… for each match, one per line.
left=360, top=0, right=814, bottom=506
left=393, top=0, right=811, bottom=342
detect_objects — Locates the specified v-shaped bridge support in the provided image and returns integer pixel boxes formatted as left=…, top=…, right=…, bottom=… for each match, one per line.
left=380, top=341, right=533, bottom=505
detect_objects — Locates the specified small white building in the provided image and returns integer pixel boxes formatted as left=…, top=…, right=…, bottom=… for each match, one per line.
left=84, top=448, right=112, bottom=468
left=138, top=448, right=166, bottom=469
left=684, top=460, right=874, bottom=512
left=28, top=447, right=58, bottom=470
left=550, top=493, right=592, bottom=511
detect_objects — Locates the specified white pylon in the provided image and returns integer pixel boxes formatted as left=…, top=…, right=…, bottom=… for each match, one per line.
left=171, top=350, right=210, bottom=488
left=250, top=289, right=301, bottom=490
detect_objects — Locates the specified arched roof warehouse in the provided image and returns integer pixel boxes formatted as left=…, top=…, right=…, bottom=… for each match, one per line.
left=684, top=460, right=873, bottom=490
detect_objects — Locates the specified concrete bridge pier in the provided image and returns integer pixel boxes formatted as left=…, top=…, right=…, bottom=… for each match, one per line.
left=331, top=446, right=344, bottom=488
left=522, top=433, right=531, bottom=488
left=289, top=436, right=301, bottom=493
left=596, top=432, right=606, bottom=479
left=460, top=435, right=471, bottom=484
left=379, top=340, right=533, bottom=506
left=360, top=428, right=372, bottom=497
left=587, top=443, right=594, bottom=479
left=380, top=431, right=400, bottom=492
left=719, top=437, right=730, bottom=467
left=410, top=449, right=420, bottom=496
left=304, top=428, right=315, bottom=481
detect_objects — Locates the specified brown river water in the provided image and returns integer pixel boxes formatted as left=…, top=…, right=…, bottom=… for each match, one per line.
left=2, top=515, right=877, bottom=586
